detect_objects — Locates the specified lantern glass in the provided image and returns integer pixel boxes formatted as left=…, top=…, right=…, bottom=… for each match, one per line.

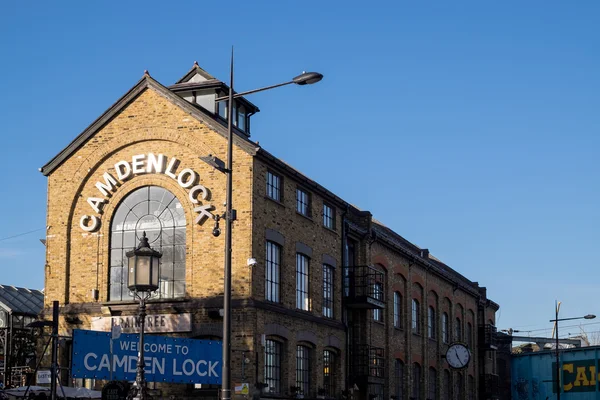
left=136, top=256, right=151, bottom=286
left=128, top=257, right=136, bottom=289
left=151, top=257, right=159, bottom=287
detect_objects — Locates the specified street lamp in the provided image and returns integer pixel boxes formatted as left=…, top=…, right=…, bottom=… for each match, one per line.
left=217, top=49, right=323, bottom=400
left=549, top=305, right=595, bottom=400
left=127, top=231, right=162, bottom=400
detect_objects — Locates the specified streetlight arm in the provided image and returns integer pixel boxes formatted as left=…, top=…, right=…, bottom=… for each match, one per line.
left=550, top=315, right=596, bottom=322
left=215, top=81, right=295, bottom=102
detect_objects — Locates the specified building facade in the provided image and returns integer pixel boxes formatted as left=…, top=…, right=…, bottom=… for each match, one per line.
left=40, top=64, right=500, bottom=399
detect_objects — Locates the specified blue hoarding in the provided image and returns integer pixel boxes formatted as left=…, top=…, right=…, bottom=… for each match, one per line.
left=512, top=347, right=600, bottom=400
left=71, top=329, right=222, bottom=384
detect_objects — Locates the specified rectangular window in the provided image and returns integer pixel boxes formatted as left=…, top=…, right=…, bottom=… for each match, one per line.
left=323, top=265, right=334, bottom=318
left=296, top=188, right=310, bottom=216
left=296, top=253, right=310, bottom=310
left=265, top=241, right=281, bottom=302
left=395, top=360, right=404, bottom=400
left=323, top=203, right=335, bottom=229
left=428, top=307, right=436, bottom=339
left=323, top=350, right=336, bottom=397
left=266, top=172, right=281, bottom=202
left=428, top=368, right=437, bottom=400
left=412, top=363, right=421, bottom=400
left=373, top=283, right=383, bottom=322
left=217, top=100, right=228, bottom=120
left=265, top=340, right=281, bottom=394
left=467, top=323, right=473, bottom=348
left=394, top=292, right=402, bottom=329
left=455, top=318, right=462, bottom=341
left=412, top=299, right=420, bottom=334
left=237, top=106, right=246, bottom=131
left=296, top=345, right=311, bottom=396
left=442, top=313, right=449, bottom=343
left=443, top=370, right=451, bottom=400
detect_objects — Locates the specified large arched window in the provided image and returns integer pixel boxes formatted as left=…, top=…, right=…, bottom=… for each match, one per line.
left=109, top=186, right=186, bottom=300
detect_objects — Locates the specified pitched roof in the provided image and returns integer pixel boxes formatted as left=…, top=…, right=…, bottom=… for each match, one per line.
left=40, top=72, right=259, bottom=176
left=0, top=285, right=44, bottom=315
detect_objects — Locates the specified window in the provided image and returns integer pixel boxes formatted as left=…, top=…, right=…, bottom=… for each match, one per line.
left=323, top=203, right=335, bottom=229
left=296, top=188, right=310, bottom=216
left=237, top=105, right=246, bottom=131
left=466, top=323, right=472, bottom=348
left=412, top=363, right=421, bottom=400
left=266, top=172, right=281, bottom=202
left=323, top=265, right=334, bottom=318
left=265, top=241, right=281, bottom=302
left=394, top=359, right=404, bottom=400
left=373, top=283, right=383, bottom=322
left=455, top=373, right=464, bottom=400
left=442, top=313, right=449, bottom=343
left=394, top=292, right=402, bottom=329
left=323, top=350, right=336, bottom=398
left=468, top=375, right=475, bottom=400
left=443, top=370, right=451, bottom=400
left=296, top=253, right=310, bottom=310
left=428, top=306, right=436, bottom=339
left=455, top=318, right=462, bottom=341
left=109, top=186, right=186, bottom=301
left=428, top=368, right=437, bottom=400
left=217, top=100, right=227, bottom=119
left=412, top=299, right=420, bottom=334
left=265, top=339, right=281, bottom=394
left=296, top=345, right=311, bottom=396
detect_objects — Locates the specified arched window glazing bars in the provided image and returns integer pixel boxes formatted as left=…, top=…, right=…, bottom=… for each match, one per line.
left=109, top=186, right=186, bottom=300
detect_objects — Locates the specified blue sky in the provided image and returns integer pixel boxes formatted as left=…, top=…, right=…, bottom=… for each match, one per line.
left=1, top=1, right=598, bottom=339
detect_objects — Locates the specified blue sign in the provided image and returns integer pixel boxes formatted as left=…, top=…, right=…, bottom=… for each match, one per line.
left=72, top=329, right=222, bottom=384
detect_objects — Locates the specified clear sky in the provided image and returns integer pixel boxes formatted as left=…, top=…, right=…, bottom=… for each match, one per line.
left=1, top=1, right=598, bottom=340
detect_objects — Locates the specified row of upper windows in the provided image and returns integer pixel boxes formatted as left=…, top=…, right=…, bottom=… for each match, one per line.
left=379, top=293, right=475, bottom=347
left=394, top=361, right=476, bottom=400
left=266, top=240, right=335, bottom=318
left=266, top=171, right=336, bottom=230
left=264, top=339, right=339, bottom=398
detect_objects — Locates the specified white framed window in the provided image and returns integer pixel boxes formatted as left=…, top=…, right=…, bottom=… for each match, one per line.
left=428, top=306, right=436, bottom=339
left=296, top=345, right=311, bottom=396
left=394, top=292, right=402, bottom=328
left=412, top=299, right=420, bottom=334
left=265, top=339, right=281, bottom=394
left=442, top=313, right=449, bottom=343
left=323, top=203, right=335, bottom=229
left=373, top=283, right=383, bottom=322
left=266, top=172, right=281, bottom=202
left=296, top=188, right=310, bottom=216
left=322, top=264, right=334, bottom=318
left=265, top=241, right=281, bottom=302
left=296, top=253, right=310, bottom=310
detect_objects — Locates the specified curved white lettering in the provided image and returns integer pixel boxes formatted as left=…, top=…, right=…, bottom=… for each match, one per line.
left=177, top=169, right=197, bottom=188
left=80, top=215, right=100, bottom=232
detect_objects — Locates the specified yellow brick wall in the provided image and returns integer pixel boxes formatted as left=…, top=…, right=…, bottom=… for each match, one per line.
left=44, top=88, right=254, bottom=306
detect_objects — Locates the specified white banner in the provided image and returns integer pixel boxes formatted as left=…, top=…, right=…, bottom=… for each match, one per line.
left=91, top=313, right=192, bottom=333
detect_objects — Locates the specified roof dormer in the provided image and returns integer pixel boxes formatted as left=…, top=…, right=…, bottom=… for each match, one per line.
left=168, top=62, right=259, bottom=137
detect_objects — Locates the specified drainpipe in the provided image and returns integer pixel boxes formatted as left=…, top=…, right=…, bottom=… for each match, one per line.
left=341, top=206, right=349, bottom=397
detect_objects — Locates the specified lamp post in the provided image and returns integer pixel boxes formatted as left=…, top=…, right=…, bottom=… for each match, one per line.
left=549, top=305, right=595, bottom=400
left=126, top=231, right=162, bottom=400
left=216, top=49, right=323, bottom=400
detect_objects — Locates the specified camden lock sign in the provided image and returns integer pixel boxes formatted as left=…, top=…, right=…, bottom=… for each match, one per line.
left=91, top=313, right=192, bottom=334
left=80, top=153, right=215, bottom=232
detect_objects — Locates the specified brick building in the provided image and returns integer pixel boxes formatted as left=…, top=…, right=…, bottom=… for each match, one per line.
left=40, top=63, right=500, bottom=399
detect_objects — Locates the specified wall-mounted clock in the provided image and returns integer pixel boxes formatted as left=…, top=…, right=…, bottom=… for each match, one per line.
left=445, top=342, right=471, bottom=369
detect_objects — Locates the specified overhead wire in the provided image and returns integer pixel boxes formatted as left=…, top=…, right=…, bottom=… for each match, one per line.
left=0, top=228, right=45, bottom=242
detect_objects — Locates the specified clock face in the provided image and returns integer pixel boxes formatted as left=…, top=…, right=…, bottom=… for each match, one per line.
left=445, top=343, right=471, bottom=369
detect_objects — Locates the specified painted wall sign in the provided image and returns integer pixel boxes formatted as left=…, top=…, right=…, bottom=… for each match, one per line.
left=512, top=348, right=600, bottom=399
left=80, top=153, right=215, bottom=232
left=72, top=329, right=222, bottom=384
left=91, top=313, right=192, bottom=333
